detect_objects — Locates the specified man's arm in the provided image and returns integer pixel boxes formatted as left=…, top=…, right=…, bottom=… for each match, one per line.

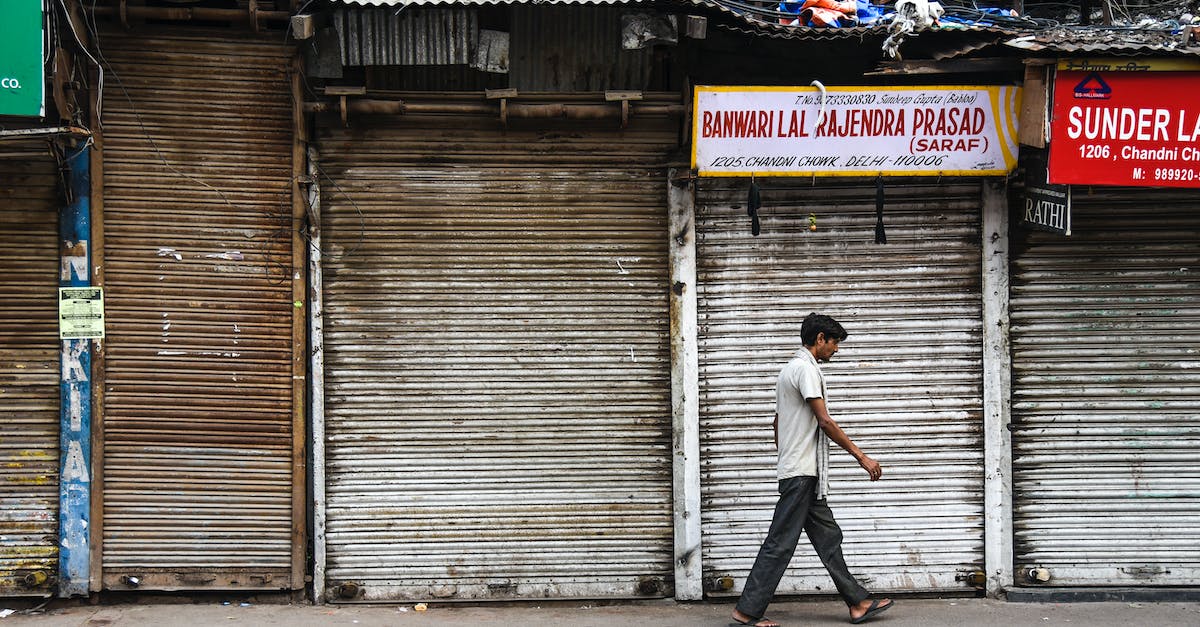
left=773, top=413, right=779, bottom=449
left=807, top=397, right=882, bottom=481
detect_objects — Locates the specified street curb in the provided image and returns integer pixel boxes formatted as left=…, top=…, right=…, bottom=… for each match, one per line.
left=1006, top=587, right=1200, bottom=603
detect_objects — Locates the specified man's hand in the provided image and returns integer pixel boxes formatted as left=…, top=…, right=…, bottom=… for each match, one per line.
left=858, top=455, right=882, bottom=481
left=811, top=398, right=883, bottom=482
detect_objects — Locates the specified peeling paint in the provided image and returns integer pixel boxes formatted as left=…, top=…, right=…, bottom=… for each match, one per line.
left=6, top=475, right=53, bottom=486
left=157, top=247, right=183, bottom=260
left=211, top=264, right=245, bottom=274
left=62, top=441, right=89, bottom=483
left=60, top=255, right=87, bottom=282
left=204, top=250, right=244, bottom=260
left=60, top=343, right=87, bottom=382
left=69, top=387, right=82, bottom=432
left=60, top=241, right=88, bottom=281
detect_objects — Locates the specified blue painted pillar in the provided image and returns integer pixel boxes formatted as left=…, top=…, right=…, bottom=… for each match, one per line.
left=59, top=139, right=92, bottom=597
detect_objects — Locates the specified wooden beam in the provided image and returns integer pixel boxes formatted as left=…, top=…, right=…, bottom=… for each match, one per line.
left=1018, top=64, right=1049, bottom=148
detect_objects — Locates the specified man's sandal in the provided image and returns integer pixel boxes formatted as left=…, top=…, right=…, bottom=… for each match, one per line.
left=849, top=598, right=894, bottom=624
left=730, top=616, right=781, bottom=627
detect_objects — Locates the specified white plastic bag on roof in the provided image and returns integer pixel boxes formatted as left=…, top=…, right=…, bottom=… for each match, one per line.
left=883, top=0, right=945, bottom=59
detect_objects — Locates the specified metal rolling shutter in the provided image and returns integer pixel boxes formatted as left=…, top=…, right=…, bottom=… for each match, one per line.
left=98, top=31, right=303, bottom=590
left=697, top=178, right=986, bottom=594
left=0, top=140, right=60, bottom=596
left=317, top=105, right=677, bottom=601
left=1011, top=189, right=1200, bottom=586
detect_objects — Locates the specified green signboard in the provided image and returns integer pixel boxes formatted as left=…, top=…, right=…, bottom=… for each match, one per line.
left=0, top=0, right=45, bottom=117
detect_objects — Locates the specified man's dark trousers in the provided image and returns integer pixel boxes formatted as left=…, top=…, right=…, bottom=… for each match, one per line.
left=736, top=475, right=870, bottom=619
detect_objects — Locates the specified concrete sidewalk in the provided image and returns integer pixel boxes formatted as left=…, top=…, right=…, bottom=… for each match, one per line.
left=3, top=597, right=1200, bottom=627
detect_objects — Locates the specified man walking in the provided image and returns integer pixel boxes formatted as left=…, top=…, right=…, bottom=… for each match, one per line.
left=731, top=313, right=894, bottom=627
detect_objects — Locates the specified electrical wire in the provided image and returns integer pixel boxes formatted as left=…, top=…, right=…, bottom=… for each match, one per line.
left=309, top=157, right=368, bottom=262
left=78, top=2, right=303, bottom=284
left=55, top=0, right=105, bottom=124
left=942, top=6, right=1061, bottom=29
left=80, top=1, right=240, bottom=213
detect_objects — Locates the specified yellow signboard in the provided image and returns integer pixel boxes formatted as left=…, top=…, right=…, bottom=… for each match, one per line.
left=1057, top=58, right=1200, bottom=73
left=692, top=85, right=1022, bottom=177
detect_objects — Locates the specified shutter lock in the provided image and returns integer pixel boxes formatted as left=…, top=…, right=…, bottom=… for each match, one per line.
left=22, top=571, right=49, bottom=588
left=636, top=576, right=665, bottom=596
left=1025, top=567, right=1052, bottom=584
left=955, top=570, right=986, bottom=588
left=335, top=581, right=363, bottom=599
left=709, top=576, right=736, bottom=591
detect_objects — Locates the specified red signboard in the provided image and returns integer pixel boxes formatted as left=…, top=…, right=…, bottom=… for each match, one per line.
left=1049, top=71, right=1200, bottom=187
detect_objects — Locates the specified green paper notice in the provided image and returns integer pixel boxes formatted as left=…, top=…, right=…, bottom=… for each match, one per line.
left=59, top=287, right=105, bottom=340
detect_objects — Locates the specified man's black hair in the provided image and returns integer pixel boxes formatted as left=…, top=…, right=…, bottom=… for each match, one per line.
left=801, top=313, right=848, bottom=347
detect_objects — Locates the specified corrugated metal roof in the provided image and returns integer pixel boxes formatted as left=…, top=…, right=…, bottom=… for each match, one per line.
left=331, top=0, right=1026, bottom=42
left=337, top=0, right=654, bottom=4
left=333, top=5, right=660, bottom=89
left=1005, top=27, right=1200, bottom=57
left=336, top=6, right=478, bottom=66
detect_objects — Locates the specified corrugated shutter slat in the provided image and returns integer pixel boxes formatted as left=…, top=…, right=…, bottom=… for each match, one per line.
left=98, top=31, right=300, bottom=590
left=0, top=140, right=60, bottom=596
left=318, top=109, right=677, bottom=601
left=697, top=178, right=986, bottom=594
left=1011, top=190, right=1200, bottom=586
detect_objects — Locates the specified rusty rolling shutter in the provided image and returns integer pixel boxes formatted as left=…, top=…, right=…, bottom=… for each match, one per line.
left=1011, top=189, right=1200, bottom=586
left=696, top=178, right=986, bottom=594
left=316, top=101, right=678, bottom=601
left=97, top=31, right=302, bottom=590
left=0, top=140, right=60, bottom=596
